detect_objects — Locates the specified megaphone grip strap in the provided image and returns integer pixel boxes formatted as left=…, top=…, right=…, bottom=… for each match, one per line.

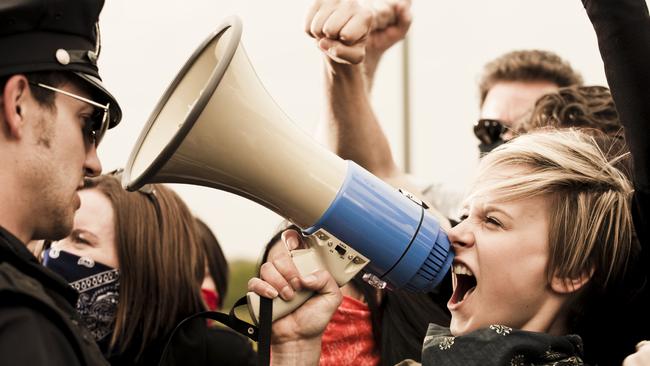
left=222, top=295, right=272, bottom=366
left=157, top=295, right=273, bottom=366
left=258, top=296, right=272, bottom=366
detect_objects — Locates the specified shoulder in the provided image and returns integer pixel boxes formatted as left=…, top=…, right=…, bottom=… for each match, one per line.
left=155, top=318, right=256, bottom=366
left=0, top=304, right=82, bottom=366
left=205, top=326, right=257, bottom=366
left=206, top=326, right=255, bottom=347
left=0, top=267, right=108, bottom=366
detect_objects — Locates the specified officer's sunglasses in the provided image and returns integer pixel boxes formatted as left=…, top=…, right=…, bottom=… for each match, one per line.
left=29, top=81, right=109, bottom=147
left=473, top=119, right=513, bottom=145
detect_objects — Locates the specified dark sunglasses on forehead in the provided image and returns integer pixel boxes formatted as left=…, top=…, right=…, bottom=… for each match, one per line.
left=28, top=81, right=110, bottom=147
left=473, top=119, right=513, bottom=145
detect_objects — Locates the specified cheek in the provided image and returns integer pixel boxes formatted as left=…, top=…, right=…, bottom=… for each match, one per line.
left=54, top=120, right=87, bottom=163
left=81, top=247, right=118, bottom=269
left=202, top=275, right=217, bottom=292
left=479, top=246, right=549, bottom=297
left=96, top=239, right=119, bottom=269
left=52, top=243, right=96, bottom=263
left=99, top=251, right=119, bottom=269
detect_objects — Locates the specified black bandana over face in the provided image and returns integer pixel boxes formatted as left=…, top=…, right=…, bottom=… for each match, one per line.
left=43, top=248, right=120, bottom=353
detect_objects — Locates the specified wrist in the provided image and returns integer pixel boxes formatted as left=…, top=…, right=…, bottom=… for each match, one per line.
left=271, top=337, right=322, bottom=366
left=323, top=57, right=368, bottom=92
left=323, top=56, right=363, bottom=77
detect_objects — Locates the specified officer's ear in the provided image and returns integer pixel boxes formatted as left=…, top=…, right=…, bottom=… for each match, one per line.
left=1, top=74, right=31, bottom=139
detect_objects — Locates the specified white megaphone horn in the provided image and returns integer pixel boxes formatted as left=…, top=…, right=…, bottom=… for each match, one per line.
left=122, top=16, right=453, bottom=324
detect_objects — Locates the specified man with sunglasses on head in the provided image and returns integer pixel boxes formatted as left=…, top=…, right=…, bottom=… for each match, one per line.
left=0, top=0, right=122, bottom=365
left=427, top=50, right=581, bottom=218
left=474, top=50, right=583, bottom=154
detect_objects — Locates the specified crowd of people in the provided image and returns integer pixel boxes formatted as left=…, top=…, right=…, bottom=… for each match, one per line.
left=0, top=0, right=648, bottom=365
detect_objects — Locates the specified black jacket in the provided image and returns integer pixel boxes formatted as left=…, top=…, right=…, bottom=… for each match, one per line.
left=0, top=226, right=109, bottom=366
left=107, top=316, right=257, bottom=366
left=578, top=0, right=650, bottom=365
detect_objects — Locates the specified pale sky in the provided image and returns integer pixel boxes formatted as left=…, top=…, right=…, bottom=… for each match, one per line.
left=95, top=0, right=640, bottom=260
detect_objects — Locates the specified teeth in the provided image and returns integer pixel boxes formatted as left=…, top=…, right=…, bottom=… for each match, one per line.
left=452, top=263, right=473, bottom=276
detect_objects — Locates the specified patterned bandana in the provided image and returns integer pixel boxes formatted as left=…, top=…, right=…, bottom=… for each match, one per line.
left=43, top=248, right=120, bottom=353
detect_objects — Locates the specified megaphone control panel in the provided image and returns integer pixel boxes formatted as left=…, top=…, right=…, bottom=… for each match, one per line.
left=247, top=228, right=369, bottom=324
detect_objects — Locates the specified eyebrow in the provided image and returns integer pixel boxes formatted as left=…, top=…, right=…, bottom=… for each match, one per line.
left=482, top=205, right=514, bottom=220
left=77, top=103, right=96, bottom=114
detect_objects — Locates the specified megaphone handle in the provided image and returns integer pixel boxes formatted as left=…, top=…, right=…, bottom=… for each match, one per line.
left=247, top=229, right=370, bottom=324
left=247, top=247, right=322, bottom=324
left=246, top=288, right=314, bottom=324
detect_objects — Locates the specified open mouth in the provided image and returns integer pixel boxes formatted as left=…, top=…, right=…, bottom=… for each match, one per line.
left=450, top=263, right=477, bottom=306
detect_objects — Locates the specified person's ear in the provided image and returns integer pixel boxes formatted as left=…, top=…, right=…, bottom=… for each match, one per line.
left=551, top=267, right=594, bottom=294
left=2, top=75, right=31, bottom=139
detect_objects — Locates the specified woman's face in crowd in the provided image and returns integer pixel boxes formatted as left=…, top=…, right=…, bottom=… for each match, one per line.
left=51, top=188, right=118, bottom=268
left=446, top=167, right=557, bottom=336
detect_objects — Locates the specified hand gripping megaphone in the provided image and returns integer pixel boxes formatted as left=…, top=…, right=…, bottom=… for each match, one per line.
left=122, top=16, right=453, bottom=324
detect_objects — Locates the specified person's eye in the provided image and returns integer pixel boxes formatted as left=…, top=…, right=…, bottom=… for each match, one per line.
left=458, top=214, right=469, bottom=222
left=72, top=231, right=91, bottom=245
left=80, top=119, right=97, bottom=146
left=485, top=216, right=503, bottom=228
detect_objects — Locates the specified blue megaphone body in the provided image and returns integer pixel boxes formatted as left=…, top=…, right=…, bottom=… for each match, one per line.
left=304, top=161, right=452, bottom=292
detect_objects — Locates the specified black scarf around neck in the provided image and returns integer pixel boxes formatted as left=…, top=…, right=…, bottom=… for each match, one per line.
left=421, top=324, right=585, bottom=366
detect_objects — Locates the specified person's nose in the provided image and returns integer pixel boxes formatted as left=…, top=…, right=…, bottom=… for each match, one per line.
left=84, top=144, right=102, bottom=177
left=447, top=219, right=476, bottom=252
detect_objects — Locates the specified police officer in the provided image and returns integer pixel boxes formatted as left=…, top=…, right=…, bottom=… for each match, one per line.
left=0, top=0, right=122, bottom=364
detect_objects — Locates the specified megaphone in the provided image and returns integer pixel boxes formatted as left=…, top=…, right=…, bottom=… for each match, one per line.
left=122, top=16, right=453, bottom=324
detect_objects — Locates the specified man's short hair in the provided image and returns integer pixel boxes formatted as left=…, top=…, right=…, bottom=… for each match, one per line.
left=478, top=50, right=584, bottom=107
left=0, top=72, right=82, bottom=109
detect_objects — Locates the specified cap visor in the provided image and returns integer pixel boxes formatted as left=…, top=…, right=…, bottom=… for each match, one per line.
left=74, top=72, right=122, bottom=128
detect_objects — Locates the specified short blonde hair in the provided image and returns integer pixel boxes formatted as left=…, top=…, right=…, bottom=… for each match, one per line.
left=467, top=129, right=633, bottom=288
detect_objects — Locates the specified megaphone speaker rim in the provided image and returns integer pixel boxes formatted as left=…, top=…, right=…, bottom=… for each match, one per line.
left=122, top=15, right=243, bottom=191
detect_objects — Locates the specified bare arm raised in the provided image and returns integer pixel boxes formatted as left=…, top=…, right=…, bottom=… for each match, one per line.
left=306, top=0, right=448, bottom=225
left=363, top=0, right=412, bottom=89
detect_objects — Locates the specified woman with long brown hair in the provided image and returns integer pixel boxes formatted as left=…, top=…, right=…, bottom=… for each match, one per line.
left=41, top=174, right=255, bottom=365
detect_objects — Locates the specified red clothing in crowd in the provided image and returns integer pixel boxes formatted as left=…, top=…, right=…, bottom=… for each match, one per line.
left=319, top=296, right=380, bottom=366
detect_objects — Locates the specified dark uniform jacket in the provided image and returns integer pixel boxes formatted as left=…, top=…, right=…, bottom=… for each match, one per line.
left=0, top=226, right=109, bottom=366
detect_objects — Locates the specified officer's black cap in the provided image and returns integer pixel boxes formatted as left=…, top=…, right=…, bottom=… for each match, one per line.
left=0, top=0, right=122, bottom=128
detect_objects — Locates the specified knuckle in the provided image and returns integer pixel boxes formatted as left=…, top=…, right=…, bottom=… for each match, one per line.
left=339, top=28, right=355, bottom=41
left=247, top=277, right=259, bottom=289
left=323, top=26, right=335, bottom=39
left=274, top=256, right=294, bottom=271
left=259, top=262, right=275, bottom=275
